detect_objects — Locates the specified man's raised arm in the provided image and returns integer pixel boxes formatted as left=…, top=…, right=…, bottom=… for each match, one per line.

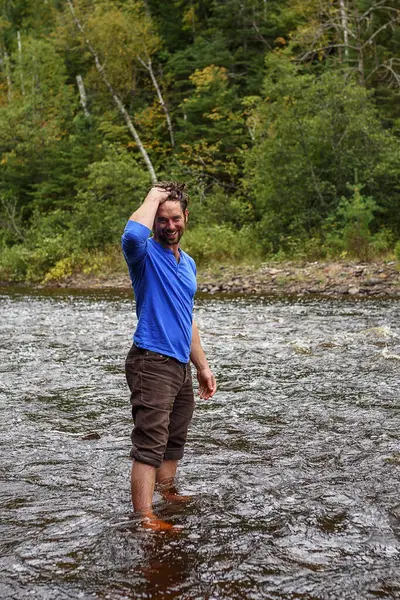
left=129, top=186, right=170, bottom=229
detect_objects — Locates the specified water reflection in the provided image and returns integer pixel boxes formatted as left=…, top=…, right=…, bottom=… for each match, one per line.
left=0, top=288, right=399, bottom=599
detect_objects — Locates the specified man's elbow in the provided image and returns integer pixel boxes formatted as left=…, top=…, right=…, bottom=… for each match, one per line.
left=121, top=229, right=143, bottom=249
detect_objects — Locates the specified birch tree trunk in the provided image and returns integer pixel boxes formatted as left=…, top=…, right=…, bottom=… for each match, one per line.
left=66, top=0, right=157, bottom=183
left=138, top=55, right=175, bottom=148
left=17, top=31, right=25, bottom=96
left=3, top=51, right=13, bottom=101
left=76, top=74, right=90, bottom=118
left=354, top=8, right=365, bottom=86
left=339, top=0, right=349, bottom=61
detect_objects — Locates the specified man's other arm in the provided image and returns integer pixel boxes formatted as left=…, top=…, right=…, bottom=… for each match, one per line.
left=190, top=321, right=217, bottom=400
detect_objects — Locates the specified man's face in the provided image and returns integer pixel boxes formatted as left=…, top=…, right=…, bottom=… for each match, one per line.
left=153, top=200, right=188, bottom=247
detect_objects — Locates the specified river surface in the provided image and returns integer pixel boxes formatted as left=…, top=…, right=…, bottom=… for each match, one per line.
left=1, top=287, right=399, bottom=600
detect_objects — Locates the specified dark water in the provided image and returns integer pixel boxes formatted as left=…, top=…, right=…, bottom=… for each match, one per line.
left=1, top=287, right=399, bottom=600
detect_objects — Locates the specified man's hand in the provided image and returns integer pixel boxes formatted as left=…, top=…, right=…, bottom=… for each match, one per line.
left=144, top=186, right=171, bottom=205
left=129, top=186, right=172, bottom=229
left=197, top=367, right=217, bottom=400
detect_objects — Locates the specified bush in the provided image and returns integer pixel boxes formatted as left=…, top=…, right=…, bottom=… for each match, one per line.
left=182, top=224, right=262, bottom=266
left=42, top=246, right=126, bottom=283
left=324, top=185, right=377, bottom=260
left=395, top=240, right=400, bottom=261
left=67, top=144, right=150, bottom=250
left=0, top=244, right=30, bottom=281
left=370, top=228, right=395, bottom=256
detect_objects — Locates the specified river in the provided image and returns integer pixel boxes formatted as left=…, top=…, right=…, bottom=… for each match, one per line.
left=1, top=287, right=399, bottom=599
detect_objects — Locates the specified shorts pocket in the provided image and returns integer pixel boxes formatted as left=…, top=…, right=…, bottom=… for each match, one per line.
left=143, top=352, right=170, bottom=364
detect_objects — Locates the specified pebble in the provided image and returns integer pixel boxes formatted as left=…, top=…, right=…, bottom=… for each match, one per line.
left=348, top=286, right=360, bottom=295
left=82, top=432, right=101, bottom=440
left=336, top=286, right=349, bottom=294
left=364, top=278, right=381, bottom=286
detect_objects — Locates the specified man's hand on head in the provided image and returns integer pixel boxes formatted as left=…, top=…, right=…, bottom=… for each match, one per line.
left=197, top=367, right=217, bottom=400
left=145, top=186, right=171, bottom=205
left=147, top=182, right=184, bottom=205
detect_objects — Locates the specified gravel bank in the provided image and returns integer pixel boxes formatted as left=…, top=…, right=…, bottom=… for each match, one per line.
left=37, top=260, right=400, bottom=298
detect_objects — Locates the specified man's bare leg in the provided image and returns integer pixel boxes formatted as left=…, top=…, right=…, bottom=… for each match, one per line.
left=131, top=461, right=175, bottom=531
left=156, top=459, right=191, bottom=502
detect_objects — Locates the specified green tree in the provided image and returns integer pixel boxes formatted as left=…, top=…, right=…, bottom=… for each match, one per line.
left=244, top=52, right=400, bottom=251
left=286, top=0, right=400, bottom=122
left=175, top=64, right=247, bottom=187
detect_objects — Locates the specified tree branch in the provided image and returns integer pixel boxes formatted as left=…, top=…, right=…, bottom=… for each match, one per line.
left=366, top=59, right=400, bottom=90
left=17, top=31, right=25, bottom=96
left=360, top=1, right=398, bottom=21
left=3, top=51, right=13, bottom=102
left=1, top=195, right=25, bottom=241
left=339, top=0, right=349, bottom=59
left=361, top=16, right=400, bottom=50
left=137, top=54, right=175, bottom=147
left=298, top=43, right=359, bottom=62
left=251, top=20, right=272, bottom=49
left=66, top=0, right=157, bottom=183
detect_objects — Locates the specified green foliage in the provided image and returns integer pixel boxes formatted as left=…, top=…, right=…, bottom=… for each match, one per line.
left=42, top=245, right=126, bottom=283
left=0, top=144, right=150, bottom=281
left=324, top=185, right=378, bottom=260
left=68, top=144, right=150, bottom=250
left=182, top=224, right=261, bottom=266
left=188, top=185, right=255, bottom=229
left=395, top=241, right=400, bottom=262
left=369, top=229, right=395, bottom=257
left=21, top=208, right=73, bottom=280
left=175, top=64, right=247, bottom=186
left=0, top=243, right=29, bottom=281
left=244, top=52, right=400, bottom=251
left=0, top=0, right=399, bottom=283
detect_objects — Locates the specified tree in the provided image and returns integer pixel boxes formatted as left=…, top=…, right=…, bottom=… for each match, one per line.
left=243, top=51, right=400, bottom=250
left=0, top=34, right=102, bottom=241
left=288, top=1, right=400, bottom=102
left=66, top=0, right=157, bottom=181
left=175, top=64, right=247, bottom=189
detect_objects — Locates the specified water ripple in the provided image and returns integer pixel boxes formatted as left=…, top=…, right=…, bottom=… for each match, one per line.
left=0, top=289, right=399, bottom=599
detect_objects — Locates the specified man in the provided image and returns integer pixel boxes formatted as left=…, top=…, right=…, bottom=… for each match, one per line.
left=122, top=182, right=217, bottom=531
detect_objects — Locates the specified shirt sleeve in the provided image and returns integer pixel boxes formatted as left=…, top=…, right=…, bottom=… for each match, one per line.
left=190, top=256, right=197, bottom=277
left=121, top=220, right=151, bottom=267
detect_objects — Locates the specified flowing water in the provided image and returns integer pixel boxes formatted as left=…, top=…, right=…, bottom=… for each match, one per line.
left=1, top=287, right=399, bottom=600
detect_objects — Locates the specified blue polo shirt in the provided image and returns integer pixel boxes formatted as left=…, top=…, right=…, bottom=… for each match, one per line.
left=121, top=220, right=197, bottom=363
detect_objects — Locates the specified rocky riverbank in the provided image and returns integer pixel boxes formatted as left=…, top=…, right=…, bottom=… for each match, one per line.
left=197, top=261, right=400, bottom=298
left=38, top=260, right=400, bottom=298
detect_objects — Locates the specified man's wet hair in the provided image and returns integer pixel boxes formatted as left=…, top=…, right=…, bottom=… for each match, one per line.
left=154, top=181, right=189, bottom=213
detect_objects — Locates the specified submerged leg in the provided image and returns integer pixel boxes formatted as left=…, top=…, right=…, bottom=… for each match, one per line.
left=131, top=461, right=175, bottom=531
left=156, top=459, right=192, bottom=503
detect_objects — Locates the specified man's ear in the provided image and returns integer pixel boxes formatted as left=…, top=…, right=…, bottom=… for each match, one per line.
left=184, top=209, right=189, bottom=224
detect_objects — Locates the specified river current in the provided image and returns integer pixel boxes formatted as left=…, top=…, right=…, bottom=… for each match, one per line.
left=0, top=287, right=399, bottom=599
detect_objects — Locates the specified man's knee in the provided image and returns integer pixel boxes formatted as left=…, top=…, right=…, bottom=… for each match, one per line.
left=130, top=446, right=164, bottom=469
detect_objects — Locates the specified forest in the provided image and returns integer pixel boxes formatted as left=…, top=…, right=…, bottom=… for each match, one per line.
left=0, top=0, right=399, bottom=283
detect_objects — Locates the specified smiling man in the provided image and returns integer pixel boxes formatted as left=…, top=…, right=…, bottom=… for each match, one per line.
left=122, top=182, right=216, bottom=531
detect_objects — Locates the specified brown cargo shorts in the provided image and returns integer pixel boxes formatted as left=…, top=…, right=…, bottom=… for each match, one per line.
left=125, top=344, right=195, bottom=468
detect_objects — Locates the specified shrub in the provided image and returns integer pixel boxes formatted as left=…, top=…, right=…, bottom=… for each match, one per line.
left=324, top=185, right=377, bottom=260
left=370, top=229, right=395, bottom=256
left=182, top=224, right=261, bottom=266
left=42, top=246, right=126, bottom=283
left=0, top=244, right=30, bottom=281
left=395, top=240, right=400, bottom=261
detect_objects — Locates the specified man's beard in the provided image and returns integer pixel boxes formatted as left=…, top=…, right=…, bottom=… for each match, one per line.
left=158, top=229, right=183, bottom=245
